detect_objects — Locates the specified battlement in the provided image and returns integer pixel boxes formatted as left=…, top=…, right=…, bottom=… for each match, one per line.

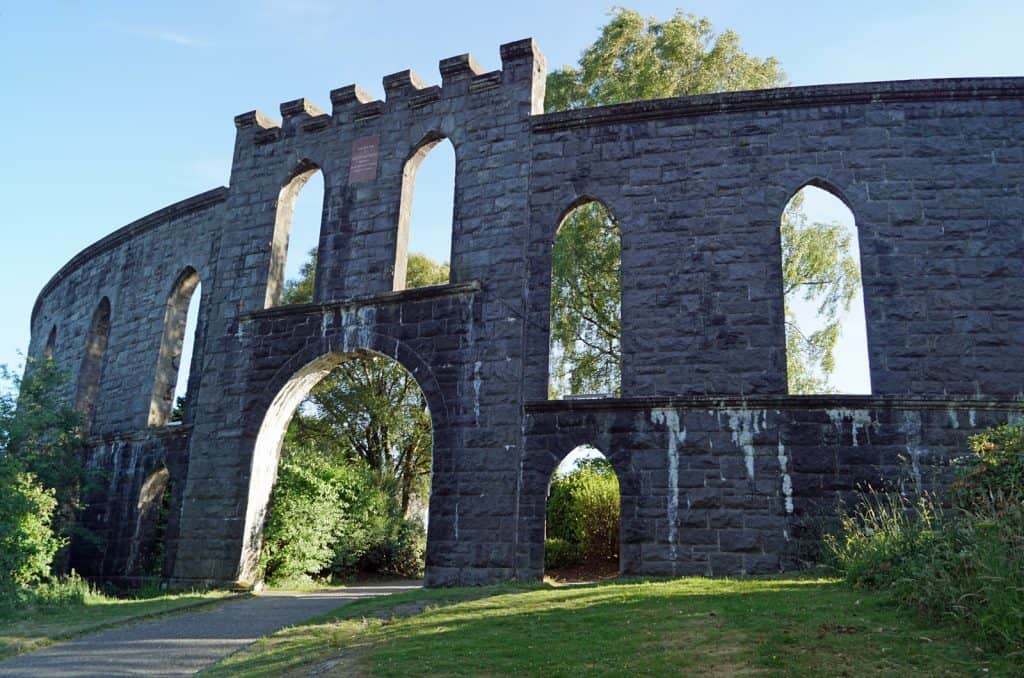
left=231, top=38, right=545, bottom=147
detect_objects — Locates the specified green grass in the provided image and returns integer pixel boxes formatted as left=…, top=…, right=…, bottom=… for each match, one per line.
left=204, top=576, right=1021, bottom=677
left=0, top=588, right=234, bottom=659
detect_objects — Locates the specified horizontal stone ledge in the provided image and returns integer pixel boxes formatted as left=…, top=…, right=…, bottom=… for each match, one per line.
left=531, top=76, right=1024, bottom=132
left=526, top=393, right=1024, bottom=414
left=83, top=425, right=194, bottom=447
left=33, top=187, right=229, bottom=322
left=241, top=280, right=482, bottom=321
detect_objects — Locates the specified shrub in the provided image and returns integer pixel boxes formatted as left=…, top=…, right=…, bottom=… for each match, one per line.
left=544, top=537, right=583, bottom=570
left=260, top=442, right=427, bottom=583
left=353, top=519, right=425, bottom=578
left=0, top=455, right=63, bottom=593
left=825, top=424, right=1024, bottom=653
left=0, top=359, right=85, bottom=573
left=957, top=423, right=1024, bottom=509
left=259, top=451, right=349, bottom=583
left=546, top=458, right=620, bottom=565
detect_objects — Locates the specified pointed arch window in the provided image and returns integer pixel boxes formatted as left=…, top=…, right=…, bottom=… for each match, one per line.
left=395, top=135, right=454, bottom=290
left=149, top=268, right=202, bottom=426
left=44, top=325, right=57, bottom=360
left=549, top=199, right=622, bottom=398
left=268, top=162, right=324, bottom=307
left=781, top=183, right=870, bottom=394
left=76, top=297, right=111, bottom=431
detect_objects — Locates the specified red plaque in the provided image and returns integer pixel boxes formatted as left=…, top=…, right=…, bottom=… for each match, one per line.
left=348, top=135, right=380, bottom=183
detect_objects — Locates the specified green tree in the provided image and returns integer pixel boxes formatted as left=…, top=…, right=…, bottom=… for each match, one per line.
left=279, top=249, right=441, bottom=515
left=406, top=253, right=450, bottom=289
left=0, top=359, right=84, bottom=567
left=781, top=192, right=861, bottom=393
left=546, top=7, right=859, bottom=395
left=0, top=358, right=81, bottom=588
left=0, top=456, right=62, bottom=591
left=289, top=356, right=432, bottom=515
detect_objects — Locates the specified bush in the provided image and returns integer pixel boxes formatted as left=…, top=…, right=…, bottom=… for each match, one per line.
left=825, top=424, right=1024, bottom=653
left=259, top=452, right=349, bottom=583
left=546, top=458, right=620, bottom=565
left=544, top=537, right=583, bottom=570
left=353, top=519, right=425, bottom=578
left=0, top=359, right=85, bottom=574
left=0, top=455, right=63, bottom=592
left=260, top=443, right=427, bottom=584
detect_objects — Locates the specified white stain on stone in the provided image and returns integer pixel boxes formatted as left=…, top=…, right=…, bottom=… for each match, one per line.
left=898, top=411, right=926, bottom=494
left=473, top=361, right=482, bottom=426
left=320, top=310, right=332, bottom=337
left=651, top=408, right=685, bottom=559
left=826, top=409, right=874, bottom=447
left=969, top=409, right=977, bottom=428
left=724, top=409, right=762, bottom=480
left=777, top=440, right=794, bottom=515
left=946, top=407, right=959, bottom=429
left=341, top=309, right=354, bottom=352
left=357, top=307, right=374, bottom=347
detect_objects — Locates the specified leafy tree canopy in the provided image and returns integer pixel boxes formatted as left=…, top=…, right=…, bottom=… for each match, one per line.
left=278, top=249, right=442, bottom=515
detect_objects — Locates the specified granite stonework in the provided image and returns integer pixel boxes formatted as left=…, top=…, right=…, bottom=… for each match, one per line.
left=26, top=38, right=1024, bottom=587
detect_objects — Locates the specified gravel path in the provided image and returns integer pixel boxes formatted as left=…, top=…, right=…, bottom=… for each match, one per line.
left=0, top=582, right=421, bottom=677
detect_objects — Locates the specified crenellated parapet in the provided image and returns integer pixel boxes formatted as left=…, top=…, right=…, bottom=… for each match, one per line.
left=230, top=37, right=544, bottom=153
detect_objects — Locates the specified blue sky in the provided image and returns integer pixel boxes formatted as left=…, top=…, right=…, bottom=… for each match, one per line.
left=2, top=1, right=1021, bottom=390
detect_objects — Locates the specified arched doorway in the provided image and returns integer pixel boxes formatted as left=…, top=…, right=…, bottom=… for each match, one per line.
left=240, top=350, right=434, bottom=585
left=544, top=445, right=621, bottom=582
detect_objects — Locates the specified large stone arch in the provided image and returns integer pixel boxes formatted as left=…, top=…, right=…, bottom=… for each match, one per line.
left=236, top=330, right=449, bottom=584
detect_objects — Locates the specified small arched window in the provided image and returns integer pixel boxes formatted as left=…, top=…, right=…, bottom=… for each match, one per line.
left=149, top=268, right=202, bottom=426
left=44, top=325, right=57, bottom=360
left=781, top=183, right=870, bottom=394
left=395, top=135, right=454, bottom=290
left=267, top=162, right=324, bottom=307
left=76, top=297, right=111, bottom=431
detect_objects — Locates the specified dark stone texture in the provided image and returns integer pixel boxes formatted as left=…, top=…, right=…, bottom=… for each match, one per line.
left=26, top=39, right=1024, bottom=586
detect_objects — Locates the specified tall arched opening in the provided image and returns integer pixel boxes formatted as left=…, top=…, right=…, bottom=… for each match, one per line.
left=267, top=162, right=325, bottom=307
left=395, top=135, right=454, bottom=291
left=549, top=199, right=622, bottom=398
left=544, top=445, right=621, bottom=582
left=127, top=465, right=172, bottom=577
left=149, top=267, right=202, bottom=426
left=781, top=183, right=871, bottom=395
left=239, top=350, right=434, bottom=586
left=44, top=325, right=57, bottom=360
left=76, top=297, right=111, bottom=432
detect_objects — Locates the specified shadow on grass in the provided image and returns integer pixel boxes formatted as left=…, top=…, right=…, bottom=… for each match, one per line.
left=210, top=577, right=1017, bottom=677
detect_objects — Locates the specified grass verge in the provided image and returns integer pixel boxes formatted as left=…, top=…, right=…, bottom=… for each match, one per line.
left=204, top=576, right=1020, bottom=677
left=0, top=589, right=236, bottom=659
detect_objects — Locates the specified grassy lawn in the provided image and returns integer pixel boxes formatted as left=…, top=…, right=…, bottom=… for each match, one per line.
left=0, top=589, right=234, bottom=659
left=204, top=576, right=1020, bottom=677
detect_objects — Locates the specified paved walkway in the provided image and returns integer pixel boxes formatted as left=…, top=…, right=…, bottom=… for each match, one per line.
left=0, top=582, right=421, bottom=677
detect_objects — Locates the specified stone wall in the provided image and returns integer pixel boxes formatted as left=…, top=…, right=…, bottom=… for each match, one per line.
left=26, top=38, right=1024, bottom=587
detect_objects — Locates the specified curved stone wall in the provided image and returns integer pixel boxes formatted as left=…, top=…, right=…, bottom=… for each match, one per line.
left=29, top=38, right=1024, bottom=586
